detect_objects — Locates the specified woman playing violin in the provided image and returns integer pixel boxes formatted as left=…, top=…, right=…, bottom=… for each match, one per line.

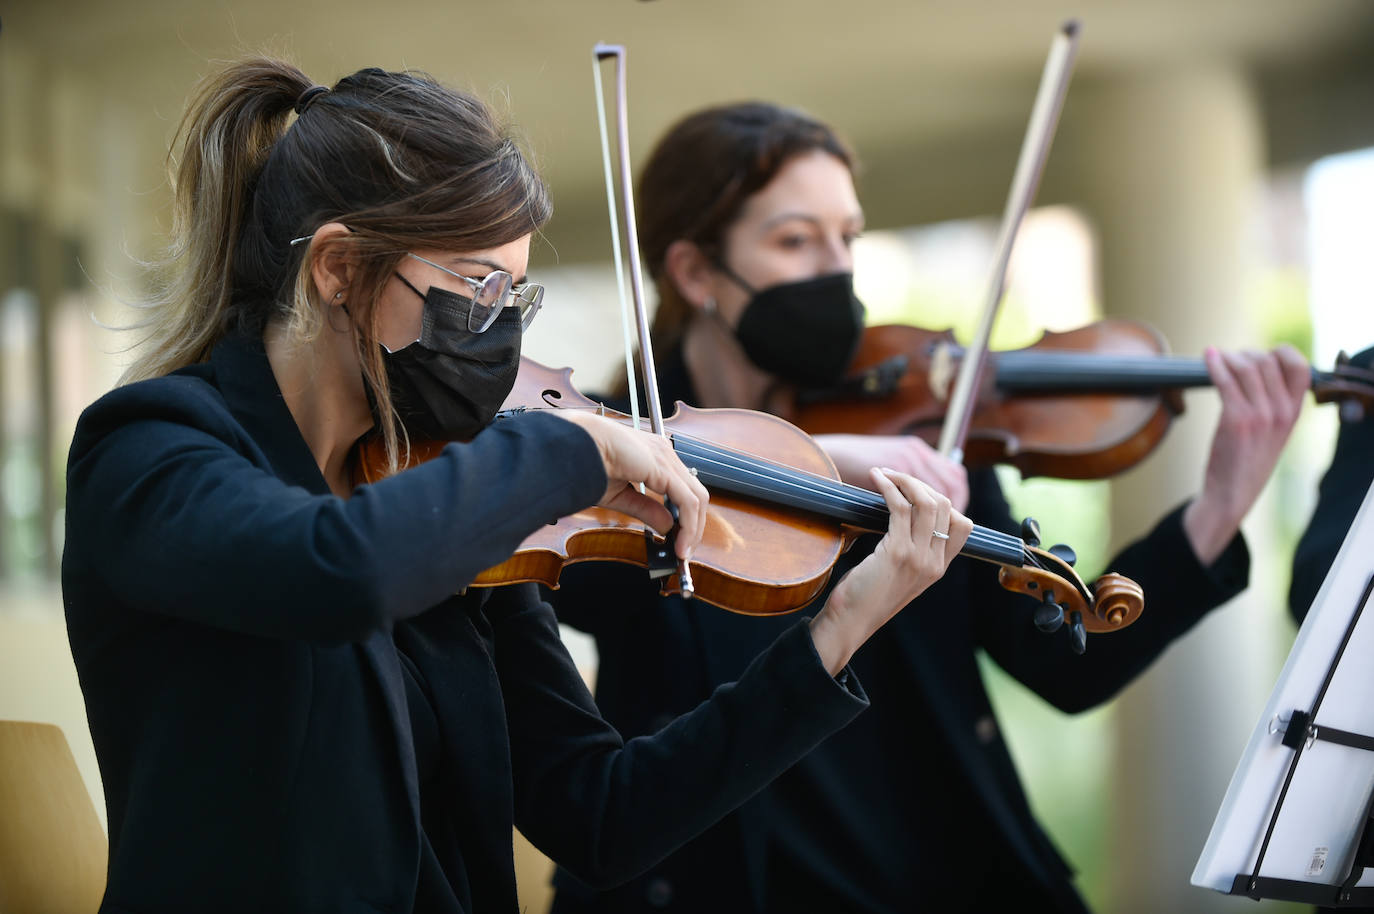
left=547, top=101, right=1311, bottom=914
left=60, top=61, right=974, bottom=913
left=1290, top=344, right=1374, bottom=624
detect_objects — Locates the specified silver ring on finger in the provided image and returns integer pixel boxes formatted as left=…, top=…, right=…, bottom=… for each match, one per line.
left=931, top=530, right=950, bottom=541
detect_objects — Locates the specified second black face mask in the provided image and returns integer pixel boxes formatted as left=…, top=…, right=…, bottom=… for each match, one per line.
left=733, top=272, right=866, bottom=389
left=382, top=285, right=521, bottom=441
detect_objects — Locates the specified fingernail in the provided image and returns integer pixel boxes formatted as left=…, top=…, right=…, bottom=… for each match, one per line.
left=878, top=466, right=897, bottom=475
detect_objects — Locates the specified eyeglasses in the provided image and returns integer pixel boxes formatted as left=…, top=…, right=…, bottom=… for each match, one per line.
left=288, top=234, right=544, bottom=334
left=405, top=254, right=543, bottom=333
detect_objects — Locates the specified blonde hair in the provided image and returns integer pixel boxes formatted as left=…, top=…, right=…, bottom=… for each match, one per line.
left=123, top=58, right=551, bottom=470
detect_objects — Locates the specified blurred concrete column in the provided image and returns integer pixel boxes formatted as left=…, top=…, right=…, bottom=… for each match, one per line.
left=1063, top=64, right=1283, bottom=913
left=31, top=57, right=62, bottom=580
left=0, top=63, right=12, bottom=581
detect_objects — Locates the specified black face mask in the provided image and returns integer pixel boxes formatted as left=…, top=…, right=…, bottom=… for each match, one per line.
left=728, top=270, right=866, bottom=389
left=382, top=283, right=522, bottom=441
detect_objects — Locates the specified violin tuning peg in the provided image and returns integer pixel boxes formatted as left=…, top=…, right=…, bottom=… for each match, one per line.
left=1068, top=610, right=1087, bottom=655
left=1019, top=517, right=1042, bottom=548
left=1048, top=543, right=1077, bottom=567
left=1033, top=599, right=1065, bottom=633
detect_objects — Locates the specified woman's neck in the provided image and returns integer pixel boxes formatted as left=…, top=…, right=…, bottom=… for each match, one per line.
left=264, top=321, right=373, bottom=497
left=681, top=314, right=778, bottom=411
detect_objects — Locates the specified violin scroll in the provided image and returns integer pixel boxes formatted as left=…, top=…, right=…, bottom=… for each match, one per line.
left=995, top=516, right=1144, bottom=636
left=1314, top=350, right=1374, bottom=422
left=1091, top=573, right=1146, bottom=629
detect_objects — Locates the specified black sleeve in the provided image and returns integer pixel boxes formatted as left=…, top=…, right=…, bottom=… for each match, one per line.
left=1289, top=347, right=1374, bottom=623
left=65, top=384, right=606, bottom=643
left=489, top=584, right=867, bottom=889
left=543, top=557, right=663, bottom=636
left=972, top=473, right=1249, bottom=713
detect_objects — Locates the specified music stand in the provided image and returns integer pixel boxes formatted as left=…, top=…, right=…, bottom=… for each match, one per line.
left=1192, top=480, right=1374, bottom=906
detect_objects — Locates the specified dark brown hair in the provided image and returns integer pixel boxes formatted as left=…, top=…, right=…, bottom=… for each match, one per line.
left=631, top=102, right=854, bottom=384
left=126, top=58, right=551, bottom=468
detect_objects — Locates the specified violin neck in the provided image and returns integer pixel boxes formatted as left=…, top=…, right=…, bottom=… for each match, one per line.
left=993, top=350, right=1332, bottom=397
left=670, top=437, right=1027, bottom=567
left=995, top=352, right=1216, bottom=392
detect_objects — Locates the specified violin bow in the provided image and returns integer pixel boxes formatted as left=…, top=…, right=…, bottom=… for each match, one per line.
left=936, top=20, right=1082, bottom=464
left=592, top=42, right=696, bottom=597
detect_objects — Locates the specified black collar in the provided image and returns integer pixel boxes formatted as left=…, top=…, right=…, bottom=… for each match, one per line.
left=208, top=331, right=333, bottom=496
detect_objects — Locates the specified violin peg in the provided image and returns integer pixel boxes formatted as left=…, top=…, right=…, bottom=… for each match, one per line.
left=1033, top=599, right=1065, bottom=633
left=1068, top=611, right=1087, bottom=655
left=1048, top=543, right=1077, bottom=567
left=1019, top=517, right=1042, bottom=548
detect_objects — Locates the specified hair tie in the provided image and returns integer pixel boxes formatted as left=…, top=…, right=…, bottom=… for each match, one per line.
left=294, top=85, right=330, bottom=115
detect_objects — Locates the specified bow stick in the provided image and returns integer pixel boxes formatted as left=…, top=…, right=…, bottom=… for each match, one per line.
left=936, top=19, right=1082, bottom=463
left=592, top=42, right=696, bottom=597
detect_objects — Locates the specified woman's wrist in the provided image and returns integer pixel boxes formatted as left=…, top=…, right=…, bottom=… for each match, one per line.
left=808, top=592, right=866, bottom=677
left=1182, top=494, right=1238, bottom=568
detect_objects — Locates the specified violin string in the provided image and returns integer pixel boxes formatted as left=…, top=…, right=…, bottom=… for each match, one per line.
left=680, top=440, right=1064, bottom=580
left=675, top=437, right=1083, bottom=596
left=669, top=435, right=1034, bottom=566
left=679, top=445, right=1028, bottom=565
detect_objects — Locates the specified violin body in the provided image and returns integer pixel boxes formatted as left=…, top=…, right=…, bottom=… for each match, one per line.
left=358, top=361, right=855, bottom=615
left=473, top=360, right=853, bottom=615
left=791, top=319, right=1182, bottom=480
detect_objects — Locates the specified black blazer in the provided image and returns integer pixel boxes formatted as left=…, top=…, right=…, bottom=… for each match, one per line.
left=62, top=333, right=867, bottom=913
left=549, top=350, right=1250, bottom=914
left=1289, top=346, right=1374, bottom=624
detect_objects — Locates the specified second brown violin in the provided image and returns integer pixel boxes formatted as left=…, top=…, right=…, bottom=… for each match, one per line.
left=790, top=318, right=1374, bottom=480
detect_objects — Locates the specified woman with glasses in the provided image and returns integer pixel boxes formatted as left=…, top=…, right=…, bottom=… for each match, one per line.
left=61, top=61, right=975, bottom=913
left=547, top=102, right=1312, bottom=913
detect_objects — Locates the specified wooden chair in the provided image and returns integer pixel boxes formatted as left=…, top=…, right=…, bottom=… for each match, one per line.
left=0, top=721, right=107, bottom=913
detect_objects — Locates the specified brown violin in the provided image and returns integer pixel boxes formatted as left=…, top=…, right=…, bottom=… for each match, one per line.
left=790, top=318, right=1374, bottom=479
left=359, top=357, right=1145, bottom=652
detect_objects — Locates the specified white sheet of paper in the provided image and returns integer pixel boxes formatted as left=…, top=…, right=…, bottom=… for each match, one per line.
left=1193, top=479, right=1374, bottom=894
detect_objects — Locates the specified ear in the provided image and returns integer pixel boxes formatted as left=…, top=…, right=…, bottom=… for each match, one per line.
left=305, top=222, right=357, bottom=304
left=662, top=240, right=719, bottom=312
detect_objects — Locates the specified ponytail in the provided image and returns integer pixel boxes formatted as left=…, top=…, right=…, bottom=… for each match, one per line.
left=118, top=56, right=551, bottom=474
left=123, top=59, right=313, bottom=383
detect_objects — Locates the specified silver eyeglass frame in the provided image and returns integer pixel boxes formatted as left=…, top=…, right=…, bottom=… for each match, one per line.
left=288, top=235, right=544, bottom=333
